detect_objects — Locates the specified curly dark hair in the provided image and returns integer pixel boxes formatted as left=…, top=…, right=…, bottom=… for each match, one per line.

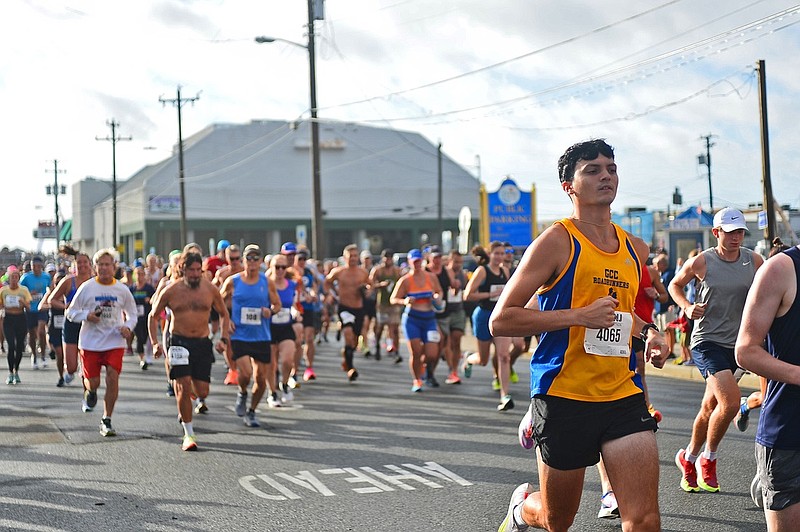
left=557, top=139, right=615, bottom=183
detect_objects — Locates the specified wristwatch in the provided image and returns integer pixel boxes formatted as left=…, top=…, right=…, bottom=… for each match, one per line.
left=640, top=323, right=659, bottom=342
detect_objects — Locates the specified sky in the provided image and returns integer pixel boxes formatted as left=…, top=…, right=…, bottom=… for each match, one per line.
left=2, top=0, right=799, bottom=253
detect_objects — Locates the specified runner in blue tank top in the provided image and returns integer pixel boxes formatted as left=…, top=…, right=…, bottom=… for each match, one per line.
left=268, top=253, right=303, bottom=406
left=737, top=244, right=800, bottom=525
left=220, top=244, right=281, bottom=428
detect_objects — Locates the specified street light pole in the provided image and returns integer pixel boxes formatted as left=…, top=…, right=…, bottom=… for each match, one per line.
left=255, top=0, right=324, bottom=257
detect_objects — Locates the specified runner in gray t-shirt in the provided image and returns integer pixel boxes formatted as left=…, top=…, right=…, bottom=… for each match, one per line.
left=669, top=207, right=764, bottom=494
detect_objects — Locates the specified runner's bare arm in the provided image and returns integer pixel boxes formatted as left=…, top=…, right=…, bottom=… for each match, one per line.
left=148, top=285, right=171, bottom=356
left=268, top=280, right=282, bottom=314
left=736, top=255, right=799, bottom=383
left=389, top=276, right=408, bottom=306
left=491, top=224, right=618, bottom=337
left=668, top=253, right=706, bottom=319
left=463, top=266, right=487, bottom=301
left=210, top=283, right=231, bottom=344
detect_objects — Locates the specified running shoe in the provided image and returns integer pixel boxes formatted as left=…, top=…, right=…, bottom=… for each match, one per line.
left=267, top=392, right=282, bottom=408
left=303, top=367, right=316, bottom=381
left=675, top=448, right=700, bottom=492
left=393, top=354, right=403, bottom=365
left=5, top=373, right=13, bottom=385
left=509, top=367, right=519, bottom=383
left=140, top=360, right=149, bottom=371
left=223, top=369, right=239, bottom=385
left=518, top=405, right=534, bottom=450
left=288, top=375, right=300, bottom=389
left=347, top=368, right=359, bottom=382
left=31, top=357, right=39, bottom=370
left=64, top=372, right=74, bottom=385
left=697, top=455, right=720, bottom=492
left=194, top=399, right=209, bottom=415
left=374, top=348, right=381, bottom=361
left=234, top=392, right=247, bottom=417
left=734, top=397, right=750, bottom=432
left=445, top=372, right=461, bottom=385
left=243, top=410, right=260, bottom=428
left=40, top=357, right=48, bottom=368
left=597, top=490, right=620, bottom=519
left=12, top=373, right=20, bottom=385
left=462, top=360, right=473, bottom=378
left=498, top=482, right=533, bottom=531
left=751, top=473, right=763, bottom=508
left=48, top=350, right=56, bottom=360
left=84, top=389, right=98, bottom=409
left=281, top=385, right=294, bottom=405
left=492, top=378, right=501, bottom=391
left=498, top=395, right=515, bottom=412
left=411, top=379, right=424, bottom=393
left=181, top=435, right=198, bottom=451
left=99, top=418, right=116, bottom=437
left=56, top=377, right=65, bottom=387
left=426, top=375, right=440, bottom=388
left=166, top=381, right=175, bottom=397
left=81, top=400, right=92, bottom=413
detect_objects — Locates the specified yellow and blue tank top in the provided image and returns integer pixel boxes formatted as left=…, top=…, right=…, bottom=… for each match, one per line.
left=532, top=219, right=642, bottom=402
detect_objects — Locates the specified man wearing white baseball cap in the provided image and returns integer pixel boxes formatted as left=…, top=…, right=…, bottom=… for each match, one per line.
left=670, top=206, right=764, bottom=494
left=713, top=206, right=750, bottom=233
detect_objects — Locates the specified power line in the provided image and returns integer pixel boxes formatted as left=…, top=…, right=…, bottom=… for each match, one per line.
left=320, top=0, right=688, bottom=112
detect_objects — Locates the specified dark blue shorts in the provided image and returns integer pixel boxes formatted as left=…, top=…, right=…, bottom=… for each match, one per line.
left=691, top=341, right=738, bottom=379
left=25, top=310, right=47, bottom=329
left=62, top=318, right=82, bottom=345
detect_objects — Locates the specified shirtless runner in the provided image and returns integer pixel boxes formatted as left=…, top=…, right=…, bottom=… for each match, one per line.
left=148, top=251, right=230, bottom=451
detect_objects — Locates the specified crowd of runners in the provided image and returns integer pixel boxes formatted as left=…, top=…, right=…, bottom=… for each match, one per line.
left=2, top=238, right=534, bottom=452
left=4, top=139, right=798, bottom=530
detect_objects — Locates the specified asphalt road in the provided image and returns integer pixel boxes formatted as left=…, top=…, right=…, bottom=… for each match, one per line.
left=0, top=339, right=766, bottom=531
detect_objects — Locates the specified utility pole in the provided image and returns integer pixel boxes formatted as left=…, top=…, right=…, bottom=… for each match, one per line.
left=698, top=134, right=716, bottom=210
left=159, top=86, right=200, bottom=246
left=437, top=142, right=443, bottom=244
left=307, top=0, right=324, bottom=259
left=96, top=119, right=132, bottom=249
left=45, top=160, right=66, bottom=247
left=756, top=59, right=776, bottom=247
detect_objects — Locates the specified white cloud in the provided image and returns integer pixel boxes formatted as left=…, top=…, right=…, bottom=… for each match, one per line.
left=1, top=0, right=798, bottom=252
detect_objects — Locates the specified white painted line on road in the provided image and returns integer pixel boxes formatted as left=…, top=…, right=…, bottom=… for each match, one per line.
left=239, top=461, right=473, bottom=501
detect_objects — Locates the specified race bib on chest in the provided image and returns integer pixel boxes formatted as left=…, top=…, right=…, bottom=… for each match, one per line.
left=584, top=311, right=633, bottom=358
left=241, top=307, right=262, bottom=326
left=272, top=308, right=291, bottom=324
left=99, top=305, right=114, bottom=321
left=137, top=304, right=145, bottom=317
left=4, top=295, right=20, bottom=308
left=168, top=345, right=190, bottom=366
left=489, top=284, right=505, bottom=302
left=32, top=293, right=43, bottom=302
left=53, top=315, right=65, bottom=329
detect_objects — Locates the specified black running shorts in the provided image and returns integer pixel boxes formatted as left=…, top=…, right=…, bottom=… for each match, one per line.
left=532, top=393, right=657, bottom=470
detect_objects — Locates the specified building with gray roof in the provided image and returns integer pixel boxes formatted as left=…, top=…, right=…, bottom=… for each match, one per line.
left=70, top=119, right=480, bottom=259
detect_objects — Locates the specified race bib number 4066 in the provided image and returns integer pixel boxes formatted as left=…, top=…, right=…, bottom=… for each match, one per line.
left=583, top=311, right=632, bottom=357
